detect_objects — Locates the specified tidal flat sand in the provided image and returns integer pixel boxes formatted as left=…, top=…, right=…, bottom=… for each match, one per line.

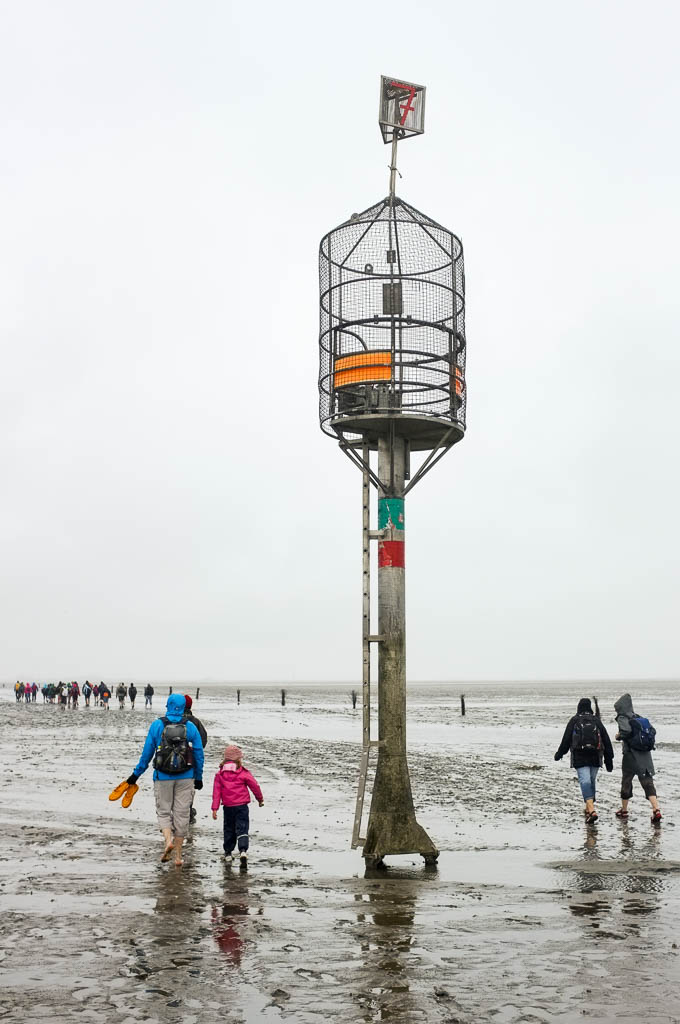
left=2, top=681, right=680, bottom=1023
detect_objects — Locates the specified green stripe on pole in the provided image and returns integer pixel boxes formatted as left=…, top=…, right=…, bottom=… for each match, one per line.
left=378, top=497, right=405, bottom=530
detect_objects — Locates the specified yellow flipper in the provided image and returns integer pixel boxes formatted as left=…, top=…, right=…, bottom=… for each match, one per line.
left=109, top=780, right=130, bottom=802
left=121, top=783, right=139, bottom=808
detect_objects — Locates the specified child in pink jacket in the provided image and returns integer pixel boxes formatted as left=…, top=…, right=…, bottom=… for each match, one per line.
left=212, top=744, right=264, bottom=867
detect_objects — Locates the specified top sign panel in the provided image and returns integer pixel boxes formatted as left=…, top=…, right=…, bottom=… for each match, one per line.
left=379, top=76, right=426, bottom=143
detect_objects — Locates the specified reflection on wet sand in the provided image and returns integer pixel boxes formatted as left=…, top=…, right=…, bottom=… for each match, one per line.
left=349, top=870, right=455, bottom=1024
left=353, top=881, right=418, bottom=1021
left=567, top=826, right=665, bottom=948
left=210, top=862, right=259, bottom=968
left=152, top=861, right=206, bottom=934
left=211, top=903, right=247, bottom=966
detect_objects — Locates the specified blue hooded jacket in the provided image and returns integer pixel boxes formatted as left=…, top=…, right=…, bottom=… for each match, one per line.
left=133, top=694, right=204, bottom=782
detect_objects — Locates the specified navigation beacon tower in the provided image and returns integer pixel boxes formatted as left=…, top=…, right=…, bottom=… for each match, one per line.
left=318, top=77, right=467, bottom=866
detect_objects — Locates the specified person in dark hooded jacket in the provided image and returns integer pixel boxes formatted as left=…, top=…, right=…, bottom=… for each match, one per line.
left=614, top=693, right=662, bottom=823
left=554, top=698, right=614, bottom=824
left=183, top=695, right=207, bottom=823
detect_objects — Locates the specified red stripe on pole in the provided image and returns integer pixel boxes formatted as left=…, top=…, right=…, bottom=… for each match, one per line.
left=378, top=540, right=405, bottom=568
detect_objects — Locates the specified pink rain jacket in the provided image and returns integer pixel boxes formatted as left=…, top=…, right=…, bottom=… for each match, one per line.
left=211, top=763, right=263, bottom=810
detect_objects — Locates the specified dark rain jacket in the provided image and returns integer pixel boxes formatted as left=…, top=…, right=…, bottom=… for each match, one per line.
left=555, top=712, right=614, bottom=769
left=184, top=711, right=208, bottom=749
left=614, top=693, right=655, bottom=777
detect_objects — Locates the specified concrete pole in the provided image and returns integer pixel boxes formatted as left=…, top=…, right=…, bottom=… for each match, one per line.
left=363, top=434, right=438, bottom=866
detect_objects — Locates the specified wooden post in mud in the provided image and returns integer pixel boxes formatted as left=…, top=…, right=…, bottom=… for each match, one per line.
left=237, top=689, right=241, bottom=704
left=281, top=689, right=286, bottom=706
left=195, top=688, right=200, bottom=701
left=362, top=436, right=439, bottom=867
left=169, top=686, right=172, bottom=694
left=460, top=694, right=466, bottom=716
left=351, top=690, right=357, bottom=709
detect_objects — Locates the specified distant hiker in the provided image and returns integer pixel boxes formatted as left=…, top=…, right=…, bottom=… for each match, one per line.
left=100, top=685, right=111, bottom=710
left=116, top=683, right=127, bottom=709
left=128, top=684, right=137, bottom=709
left=144, top=684, right=154, bottom=708
left=93, top=684, right=100, bottom=706
left=124, top=694, right=204, bottom=867
left=31, top=682, right=38, bottom=702
left=82, top=681, right=92, bottom=707
left=183, top=694, right=208, bottom=823
left=211, top=744, right=264, bottom=869
left=554, top=698, right=614, bottom=824
left=25, top=684, right=31, bottom=704
left=614, top=693, right=662, bottom=824
left=15, top=682, right=21, bottom=702
left=71, top=681, right=80, bottom=708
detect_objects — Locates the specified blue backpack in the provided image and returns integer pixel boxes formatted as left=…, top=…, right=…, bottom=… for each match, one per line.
left=628, top=715, right=656, bottom=752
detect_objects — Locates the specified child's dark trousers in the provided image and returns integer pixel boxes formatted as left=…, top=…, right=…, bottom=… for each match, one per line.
left=223, top=804, right=250, bottom=854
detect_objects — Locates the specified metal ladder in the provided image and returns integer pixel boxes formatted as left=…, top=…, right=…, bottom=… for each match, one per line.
left=351, top=442, right=383, bottom=848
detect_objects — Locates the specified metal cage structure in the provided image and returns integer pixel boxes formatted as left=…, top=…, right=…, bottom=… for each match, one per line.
left=318, top=195, right=466, bottom=453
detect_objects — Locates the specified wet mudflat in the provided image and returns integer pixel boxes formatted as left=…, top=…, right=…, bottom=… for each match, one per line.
left=2, top=681, right=680, bottom=1023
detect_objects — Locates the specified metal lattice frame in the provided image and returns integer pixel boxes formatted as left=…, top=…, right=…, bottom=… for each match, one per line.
left=319, top=195, right=466, bottom=452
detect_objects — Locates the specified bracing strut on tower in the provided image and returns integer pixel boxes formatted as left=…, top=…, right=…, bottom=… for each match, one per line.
left=317, top=76, right=467, bottom=867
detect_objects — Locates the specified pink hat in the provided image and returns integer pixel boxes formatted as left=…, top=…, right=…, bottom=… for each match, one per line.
left=223, top=744, right=243, bottom=762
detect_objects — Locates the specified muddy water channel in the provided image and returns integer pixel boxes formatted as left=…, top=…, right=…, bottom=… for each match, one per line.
left=2, top=682, right=680, bottom=1023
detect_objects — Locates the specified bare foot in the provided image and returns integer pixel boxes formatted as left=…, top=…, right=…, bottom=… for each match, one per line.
left=174, top=858, right=184, bottom=867
left=161, top=843, right=174, bottom=862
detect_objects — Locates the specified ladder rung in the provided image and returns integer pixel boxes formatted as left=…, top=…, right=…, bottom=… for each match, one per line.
left=367, top=634, right=384, bottom=643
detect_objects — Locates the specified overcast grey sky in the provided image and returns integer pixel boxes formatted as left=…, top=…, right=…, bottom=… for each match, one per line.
left=1, top=1, right=678, bottom=682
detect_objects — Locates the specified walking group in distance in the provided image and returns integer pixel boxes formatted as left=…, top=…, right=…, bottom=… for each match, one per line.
left=14, top=680, right=155, bottom=708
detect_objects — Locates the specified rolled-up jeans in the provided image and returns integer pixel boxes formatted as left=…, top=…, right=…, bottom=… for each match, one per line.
left=576, top=765, right=599, bottom=802
left=154, top=779, right=195, bottom=837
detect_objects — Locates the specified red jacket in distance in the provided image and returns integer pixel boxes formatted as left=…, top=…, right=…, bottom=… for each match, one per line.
left=211, top=762, right=263, bottom=810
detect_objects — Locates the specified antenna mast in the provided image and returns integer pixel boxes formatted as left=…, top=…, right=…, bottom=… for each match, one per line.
left=379, top=76, right=426, bottom=197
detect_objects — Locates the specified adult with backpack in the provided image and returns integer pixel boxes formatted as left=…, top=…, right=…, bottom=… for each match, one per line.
left=123, top=693, right=204, bottom=867
left=554, top=698, right=614, bottom=824
left=116, top=683, right=127, bottom=709
left=144, top=683, right=154, bottom=708
left=82, top=681, right=92, bottom=707
left=128, top=684, right=137, bottom=709
left=614, top=693, right=662, bottom=824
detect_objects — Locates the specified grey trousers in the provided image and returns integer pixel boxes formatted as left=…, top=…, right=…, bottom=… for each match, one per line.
left=153, top=779, right=195, bottom=838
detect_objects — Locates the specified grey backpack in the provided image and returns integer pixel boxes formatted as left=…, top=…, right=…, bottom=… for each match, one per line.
left=153, top=718, right=192, bottom=774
